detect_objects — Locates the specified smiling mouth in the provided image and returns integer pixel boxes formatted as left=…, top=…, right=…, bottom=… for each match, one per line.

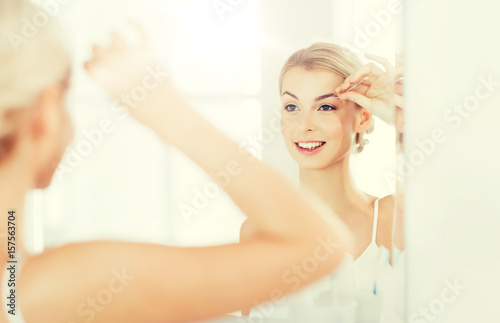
left=295, top=141, right=326, bottom=151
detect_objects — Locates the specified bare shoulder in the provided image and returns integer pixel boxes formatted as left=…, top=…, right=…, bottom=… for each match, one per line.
left=378, top=194, right=395, bottom=219
left=376, top=194, right=396, bottom=249
left=240, top=218, right=259, bottom=242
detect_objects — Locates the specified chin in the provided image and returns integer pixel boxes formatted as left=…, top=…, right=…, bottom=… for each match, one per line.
left=293, top=157, right=333, bottom=170
left=35, top=160, right=61, bottom=189
left=298, top=162, right=333, bottom=171
left=35, top=173, right=55, bottom=189
left=293, top=152, right=349, bottom=171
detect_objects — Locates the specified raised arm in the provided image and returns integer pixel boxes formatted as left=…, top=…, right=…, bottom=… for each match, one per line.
left=18, top=30, right=352, bottom=323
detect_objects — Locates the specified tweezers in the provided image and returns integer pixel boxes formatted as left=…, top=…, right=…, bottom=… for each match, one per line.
left=332, top=77, right=369, bottom=99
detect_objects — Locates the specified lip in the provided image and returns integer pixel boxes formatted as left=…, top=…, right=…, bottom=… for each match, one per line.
left=294, top=141, right=326, bottom=155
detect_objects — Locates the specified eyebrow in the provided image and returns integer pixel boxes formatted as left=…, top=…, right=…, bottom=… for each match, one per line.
left=281, top=91, right=298, bottom=100
left=281, top=91, right=337, bottom=102
left=314, top=93, right=337, bottom=101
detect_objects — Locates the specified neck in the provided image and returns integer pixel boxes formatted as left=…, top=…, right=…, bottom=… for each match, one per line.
left=299, top=155, right=371, bottom=216
left=0, top=153, right=33, bottom=263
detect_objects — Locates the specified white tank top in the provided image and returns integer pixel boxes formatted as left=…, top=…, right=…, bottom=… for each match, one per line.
left=353, top=198, right=391, bottom=290
left=2, top=260, right=26, bottom=323
left=249, top=198, right=393, bottom=322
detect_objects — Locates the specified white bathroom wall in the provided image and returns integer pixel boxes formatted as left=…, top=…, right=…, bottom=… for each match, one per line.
left=405, top=1, right=500, bottom=322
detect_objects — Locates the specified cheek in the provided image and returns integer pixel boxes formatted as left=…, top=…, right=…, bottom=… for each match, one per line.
left=316, top=116, right=347, bottom=140
left=280, top=116, right=294, bottom=141
left=338, top=110, right=358, bottom=138
left=53, top=106, right=73, bottom=164
left=37, top=110, right=73, bottom=188
left=62, top=112, right=74, bottom=147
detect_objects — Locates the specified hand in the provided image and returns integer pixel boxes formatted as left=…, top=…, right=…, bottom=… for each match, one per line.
left=335, top=53, right=402, bottom=127
left=393, top=53, right=404, bottom=134
left=84, top=23, right=175, bottom=128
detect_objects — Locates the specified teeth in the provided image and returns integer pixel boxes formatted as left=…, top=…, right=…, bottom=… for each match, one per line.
left=297, top=142, right=324, bottom=149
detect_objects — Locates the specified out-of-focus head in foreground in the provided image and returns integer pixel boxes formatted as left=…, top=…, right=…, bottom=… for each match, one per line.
left=0, top=0, right=73, bottom=188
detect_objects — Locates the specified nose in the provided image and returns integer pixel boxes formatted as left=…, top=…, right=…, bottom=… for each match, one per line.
left=298, top=111, right=315, bottom=133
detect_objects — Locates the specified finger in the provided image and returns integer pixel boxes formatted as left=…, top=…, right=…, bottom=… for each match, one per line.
left=336, top=73, right=371, bottom=93
left=395, top=108, right=404, bottom=133
left=365, top=53, right=393, bottom=73
left=394, top=66, right=404, bottom=78
left=127, top=20, right=149, bottom=46
left=336, top=74, right=374, bottom=93
left=351, top=83, right=370, bottom=96
left=389, top=65, right=404, bottom=84
left=338, top=91, right=373, bottom=112
left=339, top=63, right=385, bottom=91
left=394, top=82, right=403, bottom=96
left=83, top=60, right=92, bottom=72
left=91, top=45, right=105, bottom=58
left=352, top=63, right=385, bottom=80
left=110, top=31, right=127, bottom=50
left=393, top=94, right=404, bottom=109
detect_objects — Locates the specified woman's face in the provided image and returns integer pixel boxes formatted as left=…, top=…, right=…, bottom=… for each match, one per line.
left=35, top=77, right=74, bottom=188
left=280, top=67, right=360, bottom=170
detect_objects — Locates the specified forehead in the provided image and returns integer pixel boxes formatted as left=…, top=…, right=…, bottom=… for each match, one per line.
left=281, top=67, right=345, bottom=98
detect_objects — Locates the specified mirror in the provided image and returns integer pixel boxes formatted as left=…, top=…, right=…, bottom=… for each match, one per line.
left=26, top=0, right=405, bottom=322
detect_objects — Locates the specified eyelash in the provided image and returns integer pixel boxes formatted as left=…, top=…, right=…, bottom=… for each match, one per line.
left=318, top=104, right=337, bottom=111
left=284, top=104, right=299, bottom=112
left=283, top=104, right=337, bottom=112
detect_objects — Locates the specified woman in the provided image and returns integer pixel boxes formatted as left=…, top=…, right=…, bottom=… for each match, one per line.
left=0, top=1, right=352, bottom=323
left=241, top=43, right=403, bottom=318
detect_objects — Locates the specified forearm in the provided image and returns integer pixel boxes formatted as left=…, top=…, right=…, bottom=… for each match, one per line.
left=144, top=84, right=336, bottom=242
left=20, top=239, right=345, bottom=323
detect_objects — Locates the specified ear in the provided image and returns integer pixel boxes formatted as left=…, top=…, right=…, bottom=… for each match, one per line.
left=29, top=84, right=63, bottom=140
left=355, top=107, right=372, bottom=134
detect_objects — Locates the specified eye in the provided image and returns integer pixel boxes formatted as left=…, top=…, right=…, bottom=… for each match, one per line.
left=284, top=104, right=299, bottom=112
left=318, top=104, right=337, bottom=111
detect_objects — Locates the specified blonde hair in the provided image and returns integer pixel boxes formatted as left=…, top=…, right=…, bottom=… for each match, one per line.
left=0, top=0, right=70, bottom=158
left=279, top=43, right=374, bottom=153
